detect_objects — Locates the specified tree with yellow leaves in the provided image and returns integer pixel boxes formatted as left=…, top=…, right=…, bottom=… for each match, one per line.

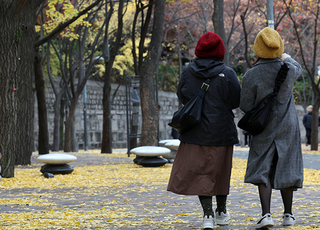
left=38, top=0, right=111, bottom=152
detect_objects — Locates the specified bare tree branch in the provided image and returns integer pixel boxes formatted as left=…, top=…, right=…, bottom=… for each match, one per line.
left=240, top=0, right=252, bottom=68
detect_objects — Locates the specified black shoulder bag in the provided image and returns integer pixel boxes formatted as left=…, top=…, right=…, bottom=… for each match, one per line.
left=237, top=62, right=289, bottom=136
left=168, top=78, right=211, bottom=134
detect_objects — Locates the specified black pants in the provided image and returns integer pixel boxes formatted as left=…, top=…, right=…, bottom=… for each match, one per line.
left=244, top=134, right=251, bottom=146
left=306, top=128, right=311, bottom=145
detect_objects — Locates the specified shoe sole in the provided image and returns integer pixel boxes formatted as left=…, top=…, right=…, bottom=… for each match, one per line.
left=215, top=212, right=231, bottom=225
left=256, top=224, right=274, bottom=229
left=216, top=218, right=230, bottom=226
left=283, top=222, right=296, bottom=226
left=203, top=224, right=217, bottom=229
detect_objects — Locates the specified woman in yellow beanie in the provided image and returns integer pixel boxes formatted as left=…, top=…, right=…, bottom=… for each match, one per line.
left=239, top=27, right=303, bottom=229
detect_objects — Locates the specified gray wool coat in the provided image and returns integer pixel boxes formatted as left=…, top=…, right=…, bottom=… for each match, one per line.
left=240, top=57, right=303, bottom=189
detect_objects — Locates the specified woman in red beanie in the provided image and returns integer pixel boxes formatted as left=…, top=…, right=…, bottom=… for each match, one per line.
left=167, top=32, right=241, bottom=229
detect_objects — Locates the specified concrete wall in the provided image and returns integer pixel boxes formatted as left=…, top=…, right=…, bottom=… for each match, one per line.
left=34, top=79, right=309, bottom=151
left=34, top=79, right=180, bottom=150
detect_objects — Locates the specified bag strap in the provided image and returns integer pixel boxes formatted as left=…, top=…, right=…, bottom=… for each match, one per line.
left=198, top=78, right=212, bottom=97
left=271, top=62, right=289, bottom=97
left=201, top=78, right=211, bottom=90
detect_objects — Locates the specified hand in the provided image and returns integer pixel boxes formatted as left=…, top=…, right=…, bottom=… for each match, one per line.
left=279, top=53, right=291, bottom=62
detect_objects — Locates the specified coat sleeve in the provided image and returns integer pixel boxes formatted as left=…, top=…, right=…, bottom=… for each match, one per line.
left=176, top=66, right=189, bottom=105
left=303, top=114, right=307, bottom=127
left=227, top=69, right=241, bottom=109
left=285, top=57, right=302, bottom=80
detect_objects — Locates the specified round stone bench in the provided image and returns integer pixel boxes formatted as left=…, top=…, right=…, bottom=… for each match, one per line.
left=158, top=139, right=173, bottom=146
left=164, top=139, right=180, bottom=151
left=37, top=153, right=77, bottom=175
left=130, top=146, right=171, bottom=167
left=159, top=139, right=180, bottom=160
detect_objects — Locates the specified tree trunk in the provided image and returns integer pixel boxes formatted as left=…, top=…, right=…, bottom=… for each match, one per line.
left=101, top=0, right=125, bottom=153
left=71, top=117, right=78, bottom=152
left=64, top=98, right=78, bottom=152
left=52, top=94, right=62, bottom=151
left=14, top=3, right=36, bottom=166
left=0, top=0, right=37, bottom=176
left=59, top=95, right=66, bottom=150
left=240, top=3, right=252, bottom=70
left=101, top=0, right=113, bottom=154
left=311, top=97, right=320, bottom=150
left=129, top=1, right=153, bottom=148
left=0, top=6, right=18, bottom=175
left=129, top=102, right=139, bottom=149
left=16, top=80, right=34, bottom=165
left=34, top=49, right=49, bottom=154
left=213, top=0, right=229, bottom=65
left=102, top=80, right=112, bottom=153
left=139, top=0, right=165, bottom=146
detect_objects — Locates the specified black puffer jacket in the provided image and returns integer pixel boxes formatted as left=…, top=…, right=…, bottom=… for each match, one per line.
left=177, top=58, right=241, bottom=146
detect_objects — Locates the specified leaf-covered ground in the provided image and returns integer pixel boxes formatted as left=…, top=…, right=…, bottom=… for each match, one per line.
left=0, top=148, right=319, bottom=229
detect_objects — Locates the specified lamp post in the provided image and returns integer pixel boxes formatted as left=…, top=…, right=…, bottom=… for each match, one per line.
left=267, top=0, right=274, bottom=29
left=83, top=85, right=88, bottom=151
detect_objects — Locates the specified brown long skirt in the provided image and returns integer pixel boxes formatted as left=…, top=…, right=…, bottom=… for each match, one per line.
left=167, top=142, right=233, bottom=196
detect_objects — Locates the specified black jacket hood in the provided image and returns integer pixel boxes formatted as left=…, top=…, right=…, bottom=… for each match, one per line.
left=189, top=58, right=226, bottom=79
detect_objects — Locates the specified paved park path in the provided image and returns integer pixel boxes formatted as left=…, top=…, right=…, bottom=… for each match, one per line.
left=0, top=145, right=319, bottom=229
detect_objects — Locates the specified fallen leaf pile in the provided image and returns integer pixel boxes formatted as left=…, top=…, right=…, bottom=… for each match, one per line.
left=0, top=149, right=319, bottom=229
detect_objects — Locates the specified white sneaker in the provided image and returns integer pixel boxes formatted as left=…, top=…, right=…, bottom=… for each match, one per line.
left=203, top=215, right=216, bottom=229
left=282, top=213, right=296, bottom=226
left=215, top=210, right=231, bottom=225
left=256, top=213, right=274, bottom=229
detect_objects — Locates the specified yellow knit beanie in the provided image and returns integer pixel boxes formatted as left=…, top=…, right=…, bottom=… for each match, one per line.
left=254, top=27, right=284, bottom=59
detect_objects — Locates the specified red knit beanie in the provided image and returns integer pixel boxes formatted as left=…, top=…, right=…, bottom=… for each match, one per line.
left=195, top=32, right=225, bottom=61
